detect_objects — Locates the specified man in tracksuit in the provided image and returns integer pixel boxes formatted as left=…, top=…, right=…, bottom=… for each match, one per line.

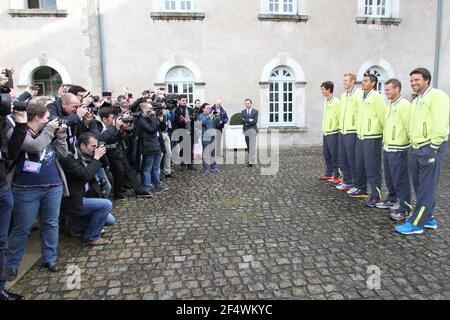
left=347, top=73, right=387, bottom=208
left=320, top=81, right=341, bottom=183
left=336, top=73, right=363, bottom=192
left=377, top=79, right=412, bottom=221
left=395, top=68, right=449, bottom=235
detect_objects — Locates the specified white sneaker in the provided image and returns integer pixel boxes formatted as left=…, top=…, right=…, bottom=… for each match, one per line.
left=336, top=183, right=353, bottom=191
left=346, top=187, right=358, bottom=195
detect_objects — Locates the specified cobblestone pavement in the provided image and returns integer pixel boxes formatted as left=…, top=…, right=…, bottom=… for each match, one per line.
left=12, top=146, right=450, bottom=300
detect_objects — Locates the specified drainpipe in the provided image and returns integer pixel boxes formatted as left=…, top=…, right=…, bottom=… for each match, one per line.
left=96, top=0, right=107, bottom=91
left=433, top=0, right=442, bottom=88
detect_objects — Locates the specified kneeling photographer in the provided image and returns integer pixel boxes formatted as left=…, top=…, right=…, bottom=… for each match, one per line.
left=136, top=101, right=168, bottom=194
left=60, top=133, right=115, bottom=246
left=98, top=108, right=151, bottom=200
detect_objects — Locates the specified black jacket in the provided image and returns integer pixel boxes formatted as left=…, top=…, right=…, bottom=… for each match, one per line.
left=136, top=116, right=161, bottom=155
left=0, top=122, right=27, bottom=187
left=60, top=153, right=103, bottom=219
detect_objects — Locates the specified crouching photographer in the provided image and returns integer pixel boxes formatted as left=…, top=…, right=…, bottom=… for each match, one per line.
left=60, top=133, right=115, bottom=246
left=99, top=108, right=151, bottom=200
left=6, top=97, right=68, bottom=280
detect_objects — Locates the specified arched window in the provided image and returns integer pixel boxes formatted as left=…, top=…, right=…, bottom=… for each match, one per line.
left=269, top=67, right=295, bottom=125
left=166, top=67, right=195, bottom=108
left=32, top=66, right=62, bottom=97
left=366, top=67, right=386, bottom=94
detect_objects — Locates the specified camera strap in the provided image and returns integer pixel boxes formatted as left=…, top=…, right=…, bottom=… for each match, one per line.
left=24, top=149, right=47, bottom=163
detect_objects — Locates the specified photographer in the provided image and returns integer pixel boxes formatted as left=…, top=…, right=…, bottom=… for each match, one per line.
left=198, top=103, right=221, bottom=174
left=210, top=100, right=229, bottom=156
left=136, top=101, right=168, bottom=194
left=159, top=105, right=175, bottom=179
left=48, top=93, right=99, bottom=154
left=117, top=95, right=140, bottom=171
left=6, top=97, right=68, bottom=279
left=0, top=106, right=27, bottom=300
left=99, top=108, right=151, bottom=200
left=130, top=90, right=151, bottom=114
left=60, top=133, right=115, bottom=246
left=174, top=95, right=196, bottom=170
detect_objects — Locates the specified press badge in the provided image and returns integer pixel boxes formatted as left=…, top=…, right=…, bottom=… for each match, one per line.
left=22, top=149, right=46, bottom=174
left=23, top=160, right=42, bottom=174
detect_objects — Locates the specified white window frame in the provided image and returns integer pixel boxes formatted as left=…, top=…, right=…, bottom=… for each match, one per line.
left=163, top=0, right=194, bottom=12
left=269, top=67, right=296, bottom=127
left=166, top=67, right=196, bottom=108
left=357, top=0, right=399, bottom=18
left=27, top=0, right=57, bottom=9
left=261, top=0, right=302, bottom=15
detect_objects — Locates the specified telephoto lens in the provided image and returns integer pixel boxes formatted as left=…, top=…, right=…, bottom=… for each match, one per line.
left=0, top=93, right=12, bottom=116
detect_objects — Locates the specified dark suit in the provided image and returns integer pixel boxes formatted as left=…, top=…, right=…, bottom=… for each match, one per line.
left=241, top=108, right=259, bottom=164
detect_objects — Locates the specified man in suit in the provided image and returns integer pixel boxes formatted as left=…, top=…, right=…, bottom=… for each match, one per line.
left=241, top=99, right=258, bottom=167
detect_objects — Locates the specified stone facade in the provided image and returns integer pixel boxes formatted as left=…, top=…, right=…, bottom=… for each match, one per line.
left=0, top=0, right=448, bottom=145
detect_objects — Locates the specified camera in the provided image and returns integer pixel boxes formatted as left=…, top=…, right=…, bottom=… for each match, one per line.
left=120, top=116, right=135, bottom=124
left=50, top=116, right=67, bottom=127
left=119, top=112, right=140, bottom=124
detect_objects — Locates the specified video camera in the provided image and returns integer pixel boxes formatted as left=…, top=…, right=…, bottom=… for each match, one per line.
left=152, top=93, right=179, bottom=112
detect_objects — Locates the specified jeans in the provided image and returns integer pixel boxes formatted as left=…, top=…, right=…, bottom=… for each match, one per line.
left=142, top=153, right=162, bottom=192
left=0, top=185, right=14, bottom=291
left=202, top=137, right=218, bottom=172
left=7, top=185, right=63, bottom=269
left=71, top=198, right=114, bottom=241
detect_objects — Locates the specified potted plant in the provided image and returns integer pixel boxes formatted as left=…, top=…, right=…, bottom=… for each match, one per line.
left=225, top=113, right=247, bottom=149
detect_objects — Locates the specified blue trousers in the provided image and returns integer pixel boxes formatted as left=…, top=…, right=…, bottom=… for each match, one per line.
left=142, top=153, right=162, bottom=192
left=339, top=133, right=357, bottom=185
left=384, top=150, right=411, bottom=213
left=408, top=143, right=448, bottom=227
left=202, top=137, right=218, bottom=172
left=71, top=198, right=114, bottom=241
left=0, top=185, right=14, bottom=291
left=7, top=185, right=63, bottom=269
left=323, top=134, right=339, bottom=178
left=355, top=138, right=382, bottom=198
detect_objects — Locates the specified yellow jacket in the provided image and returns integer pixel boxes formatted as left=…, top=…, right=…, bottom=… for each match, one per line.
left=339, top=87, right=363, bottom=135
left=322, top=96, right=340, bottom=136
left=357, top=89, right=388, bottom=140
left=383, top=96, right=411, bottom=151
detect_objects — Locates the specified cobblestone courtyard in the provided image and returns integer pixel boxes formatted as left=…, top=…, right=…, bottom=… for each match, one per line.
left=12, top=147, right=450, bottom=300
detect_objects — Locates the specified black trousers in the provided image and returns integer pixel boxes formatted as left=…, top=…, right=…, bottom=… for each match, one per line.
left=108, top=152, right=144, bottom=196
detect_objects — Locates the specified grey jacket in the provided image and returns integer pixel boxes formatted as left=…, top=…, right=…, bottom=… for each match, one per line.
left=7, top=124, right=70, bottom=196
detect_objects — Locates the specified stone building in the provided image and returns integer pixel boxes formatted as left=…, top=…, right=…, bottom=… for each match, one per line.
left=0, top=0, right=448, bottom=145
